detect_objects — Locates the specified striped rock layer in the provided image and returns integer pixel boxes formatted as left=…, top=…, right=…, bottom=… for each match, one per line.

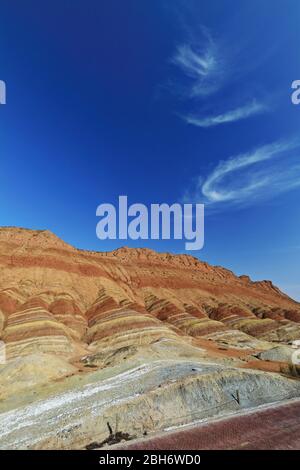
left=0, top=226, right=299, bottom=361
left=0, top=227, right=300, bottom=449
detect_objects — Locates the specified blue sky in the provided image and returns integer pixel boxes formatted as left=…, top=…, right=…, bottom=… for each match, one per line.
left=0, top=0, right=300, bottom=300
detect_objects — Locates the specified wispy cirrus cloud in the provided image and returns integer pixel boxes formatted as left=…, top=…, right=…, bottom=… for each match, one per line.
left=183, top=100, right=268, bottom=128
left=185, top=139, right=300, bottom=208
left=169, top=28, right=269, bottom=125
left=171, top=31, right=225, bottom=98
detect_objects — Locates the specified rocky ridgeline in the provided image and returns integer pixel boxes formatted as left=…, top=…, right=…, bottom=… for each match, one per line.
left=0, top=227, right=300, bottom=449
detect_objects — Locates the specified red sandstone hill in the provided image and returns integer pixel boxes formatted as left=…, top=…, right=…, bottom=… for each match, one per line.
left=0, top=227, right=300, bottom=449
left=0, top=225, right=299, bottom=360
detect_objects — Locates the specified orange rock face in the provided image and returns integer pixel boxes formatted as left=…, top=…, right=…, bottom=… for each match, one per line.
left=0, top=227, right=300, bottom=450
left=0, top=228, right=300, bottom=357
left=0, top=226, right=300, bottom=361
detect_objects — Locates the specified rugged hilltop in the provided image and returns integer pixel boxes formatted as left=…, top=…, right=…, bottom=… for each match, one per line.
left=0, top=227, right=300, bottom=449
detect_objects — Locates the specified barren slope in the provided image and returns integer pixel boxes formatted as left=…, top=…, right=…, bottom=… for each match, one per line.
left=0, top=227, right=299, bottom=449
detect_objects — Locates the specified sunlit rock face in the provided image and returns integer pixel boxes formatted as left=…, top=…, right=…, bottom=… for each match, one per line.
left=49, top=296, right=87, bottom=340
left=85, top=291, right=181, bottom=352
left=0, top=227, right=300, bottom=449
left=144, top=294, right=227, bottom=337
left=3, top=299, right=77, bottom=359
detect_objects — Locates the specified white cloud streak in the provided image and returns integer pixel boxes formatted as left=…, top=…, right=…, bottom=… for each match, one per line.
left=171, top=34, right=268, bottom=125
left=190, top=139, right=300, bottom=208
left=173, top=43, right=216, bottom=79
left=171, top=35, right=224, bottom=97
left=184, top=100, right=268, bottom=128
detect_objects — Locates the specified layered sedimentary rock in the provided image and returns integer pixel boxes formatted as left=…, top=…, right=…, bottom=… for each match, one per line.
left=3, top=300, right=76, bottom=359
left=85, top=290, right=182, bottom=351
left=145, top=294, right=227, bottom=337
left=0, top=227, right=300, bottom=449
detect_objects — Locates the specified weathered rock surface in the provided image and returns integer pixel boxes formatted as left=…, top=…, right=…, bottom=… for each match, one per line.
left=0, top=226, right=300, bottom=449
left=0, top=353, right=77, bottom=401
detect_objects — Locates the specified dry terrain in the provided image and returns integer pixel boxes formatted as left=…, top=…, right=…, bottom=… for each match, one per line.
left=0, top=227, right=299, bottom=449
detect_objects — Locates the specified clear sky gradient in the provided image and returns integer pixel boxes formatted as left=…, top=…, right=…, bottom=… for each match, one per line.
left=0, top=1, right=299, bottom=300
